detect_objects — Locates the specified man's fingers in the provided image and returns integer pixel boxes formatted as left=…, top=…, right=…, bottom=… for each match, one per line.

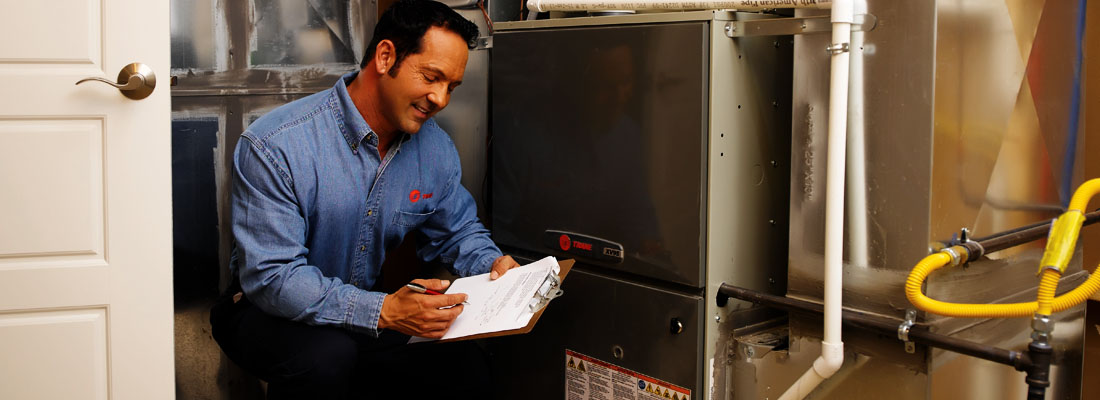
left=414, top=278, right=451, bottom=291
left=490, top=262, right=507, bottom=280
left=421, top=329, right=447, bottom=339
left=421, top=292, right=467, bottom=308
left=490, top=255, right=520, bottom=280
left=417, top=320, right=451, bottom=332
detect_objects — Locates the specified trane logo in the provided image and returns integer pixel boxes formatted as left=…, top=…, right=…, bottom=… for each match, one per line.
left=409, top=190, right=433, bottom=203
left=558, top=234, right=592, bottom=252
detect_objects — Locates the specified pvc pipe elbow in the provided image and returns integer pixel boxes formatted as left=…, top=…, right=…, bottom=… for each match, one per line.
left=813, top=341, right=845, bottom=378
left=527, top=0, right=541, bottom=13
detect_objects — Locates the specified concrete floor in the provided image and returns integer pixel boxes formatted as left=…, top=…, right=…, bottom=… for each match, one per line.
left=174, top=299, right=264, bottom=400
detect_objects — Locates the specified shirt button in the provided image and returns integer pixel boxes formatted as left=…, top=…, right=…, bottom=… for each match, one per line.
left=367, top=209, right=373, bottom=216
left=359, top=245, right=366, bottom=251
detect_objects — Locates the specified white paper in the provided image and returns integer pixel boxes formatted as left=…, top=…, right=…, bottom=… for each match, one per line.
left=409, top=256, right=559, bottom=342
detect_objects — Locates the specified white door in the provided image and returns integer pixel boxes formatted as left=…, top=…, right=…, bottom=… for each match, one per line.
left=0, top=0, right=174, bottom=398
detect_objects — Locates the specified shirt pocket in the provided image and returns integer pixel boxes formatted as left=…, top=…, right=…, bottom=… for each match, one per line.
left=393, top=209, right=436, bottom=227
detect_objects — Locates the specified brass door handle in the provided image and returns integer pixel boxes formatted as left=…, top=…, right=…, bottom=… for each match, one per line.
left=76, top=63, right=157, bottom=100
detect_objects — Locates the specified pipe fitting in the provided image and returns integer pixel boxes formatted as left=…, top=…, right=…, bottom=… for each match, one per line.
left=940, top=245, right=969, bottom=267
left=1031, top=314, right=1054, bottom=334
left=813, top=341, right=845, bottom=378
left=1031, top=314, right=1055, bottom=342
left=1025, top=338, right=1053, bottom=400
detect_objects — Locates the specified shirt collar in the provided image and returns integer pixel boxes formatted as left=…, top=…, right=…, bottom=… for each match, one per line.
left=334, top=71, right=413, bottom=151
left=334, top=71, right=377, bottom=151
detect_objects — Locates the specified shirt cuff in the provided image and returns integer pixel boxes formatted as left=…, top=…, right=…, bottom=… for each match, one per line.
left=469, top=251, right=502, bottom=276
left=347, top=289, right=387, bottom=337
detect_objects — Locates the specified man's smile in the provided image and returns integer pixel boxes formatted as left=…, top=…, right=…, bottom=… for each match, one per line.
left=413, top=103, right=432, bottom=119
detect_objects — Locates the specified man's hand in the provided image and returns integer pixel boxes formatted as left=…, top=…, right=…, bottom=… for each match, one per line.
left=378, top=279, right=467, bottom=338
left=489, top=255, right=521, bottom=280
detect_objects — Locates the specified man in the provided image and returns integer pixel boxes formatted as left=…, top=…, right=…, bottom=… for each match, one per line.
left=210, top=1, right=518, bottom=397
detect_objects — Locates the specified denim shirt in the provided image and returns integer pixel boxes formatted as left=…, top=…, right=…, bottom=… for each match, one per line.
left=231, top=72, right=502, bottom=337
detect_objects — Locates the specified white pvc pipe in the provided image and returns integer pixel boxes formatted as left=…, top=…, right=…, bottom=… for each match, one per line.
left=845, top=0, right=869, bottom=268
left=526, top=0, right=831, bottom=12
left=778, top=0, right=852, bottom=398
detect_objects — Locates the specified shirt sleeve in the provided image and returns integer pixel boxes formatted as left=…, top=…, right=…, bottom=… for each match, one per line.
left=231, top=138, right=386, bottom=337
left=416, top=162, right=503, bottom=277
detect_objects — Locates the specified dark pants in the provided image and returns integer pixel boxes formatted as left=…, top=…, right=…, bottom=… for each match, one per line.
left=210, top=292, right=491, bottom=399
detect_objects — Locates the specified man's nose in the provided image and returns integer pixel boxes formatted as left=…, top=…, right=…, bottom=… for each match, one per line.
left=426, top=86, right=448, bottom=111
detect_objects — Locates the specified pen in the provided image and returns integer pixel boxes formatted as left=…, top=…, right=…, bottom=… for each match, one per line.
left=405, top=282, right=470, bottom=305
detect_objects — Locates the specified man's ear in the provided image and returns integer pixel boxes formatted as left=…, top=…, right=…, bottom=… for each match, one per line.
left=374, top=39, right=396, bottom=75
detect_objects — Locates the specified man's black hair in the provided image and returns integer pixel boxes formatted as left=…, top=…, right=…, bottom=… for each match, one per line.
left=360, top=0, right=479, bottom=75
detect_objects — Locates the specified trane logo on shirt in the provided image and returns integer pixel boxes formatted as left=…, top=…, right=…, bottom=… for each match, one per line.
left=409, top=190, right=433, bottom=203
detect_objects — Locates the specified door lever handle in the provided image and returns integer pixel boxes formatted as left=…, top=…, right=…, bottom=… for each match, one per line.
left=76, top=62, right=156, bottom=100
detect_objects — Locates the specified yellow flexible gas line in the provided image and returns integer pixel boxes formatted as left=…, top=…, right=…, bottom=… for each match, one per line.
left=906, top=178, right=1100, bottom=318
left=1035, top=178, right=1100, bottom=315
left=905, top=250, right=1100, bottom=317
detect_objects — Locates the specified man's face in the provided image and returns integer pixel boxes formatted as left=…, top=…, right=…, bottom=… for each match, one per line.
left=377, top=26, right=468, bottom=134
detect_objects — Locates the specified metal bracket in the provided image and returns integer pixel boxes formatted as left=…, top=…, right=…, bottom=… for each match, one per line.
left=724, top=13, right=878, bottom=38
left=897, top=309, right=917, bottom=354
left=825, top=42, right=850, bottom=55
left=476, top=36, right=493, bottom=50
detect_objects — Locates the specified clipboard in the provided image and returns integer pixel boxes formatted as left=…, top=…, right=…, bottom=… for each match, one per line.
left=435, top=258, right=574, bottom=343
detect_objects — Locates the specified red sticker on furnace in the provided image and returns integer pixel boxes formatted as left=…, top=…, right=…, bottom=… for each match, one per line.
left=410, top=190, right=421, bottom=202
left=559, top=234, right=571, bottom=251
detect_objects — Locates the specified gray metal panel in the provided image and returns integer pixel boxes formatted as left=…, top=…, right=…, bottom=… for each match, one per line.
left=924, top=0, right=1085, bottom=335
left=491, top=22, right=710, bottom=287
left=490, top=268, right=704, bottom=399
left=787, top=1, right=936, bottom=317
left=702, top=12, right=793, bottom=397
left=731, top=325, right=929, bottom=400
left=435, top=8, right=492, bottom=221
left=784, top=0, right=1086, bottom=398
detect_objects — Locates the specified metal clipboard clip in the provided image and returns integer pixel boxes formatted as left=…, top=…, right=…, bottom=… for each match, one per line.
left=527, top=268, right=565, bottom=313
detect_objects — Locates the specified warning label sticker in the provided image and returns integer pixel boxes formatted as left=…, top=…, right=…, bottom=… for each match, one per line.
left=565, top=349, right=690, bottom=400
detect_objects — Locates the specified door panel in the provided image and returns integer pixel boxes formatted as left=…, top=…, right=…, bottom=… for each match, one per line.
left=0, top=0, right=173, bottom=398
left=0, top=119, right=105, bottom=261
left=0, top=308, right=109, bottom=400
left=0, top=0, right=102, bottom=66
